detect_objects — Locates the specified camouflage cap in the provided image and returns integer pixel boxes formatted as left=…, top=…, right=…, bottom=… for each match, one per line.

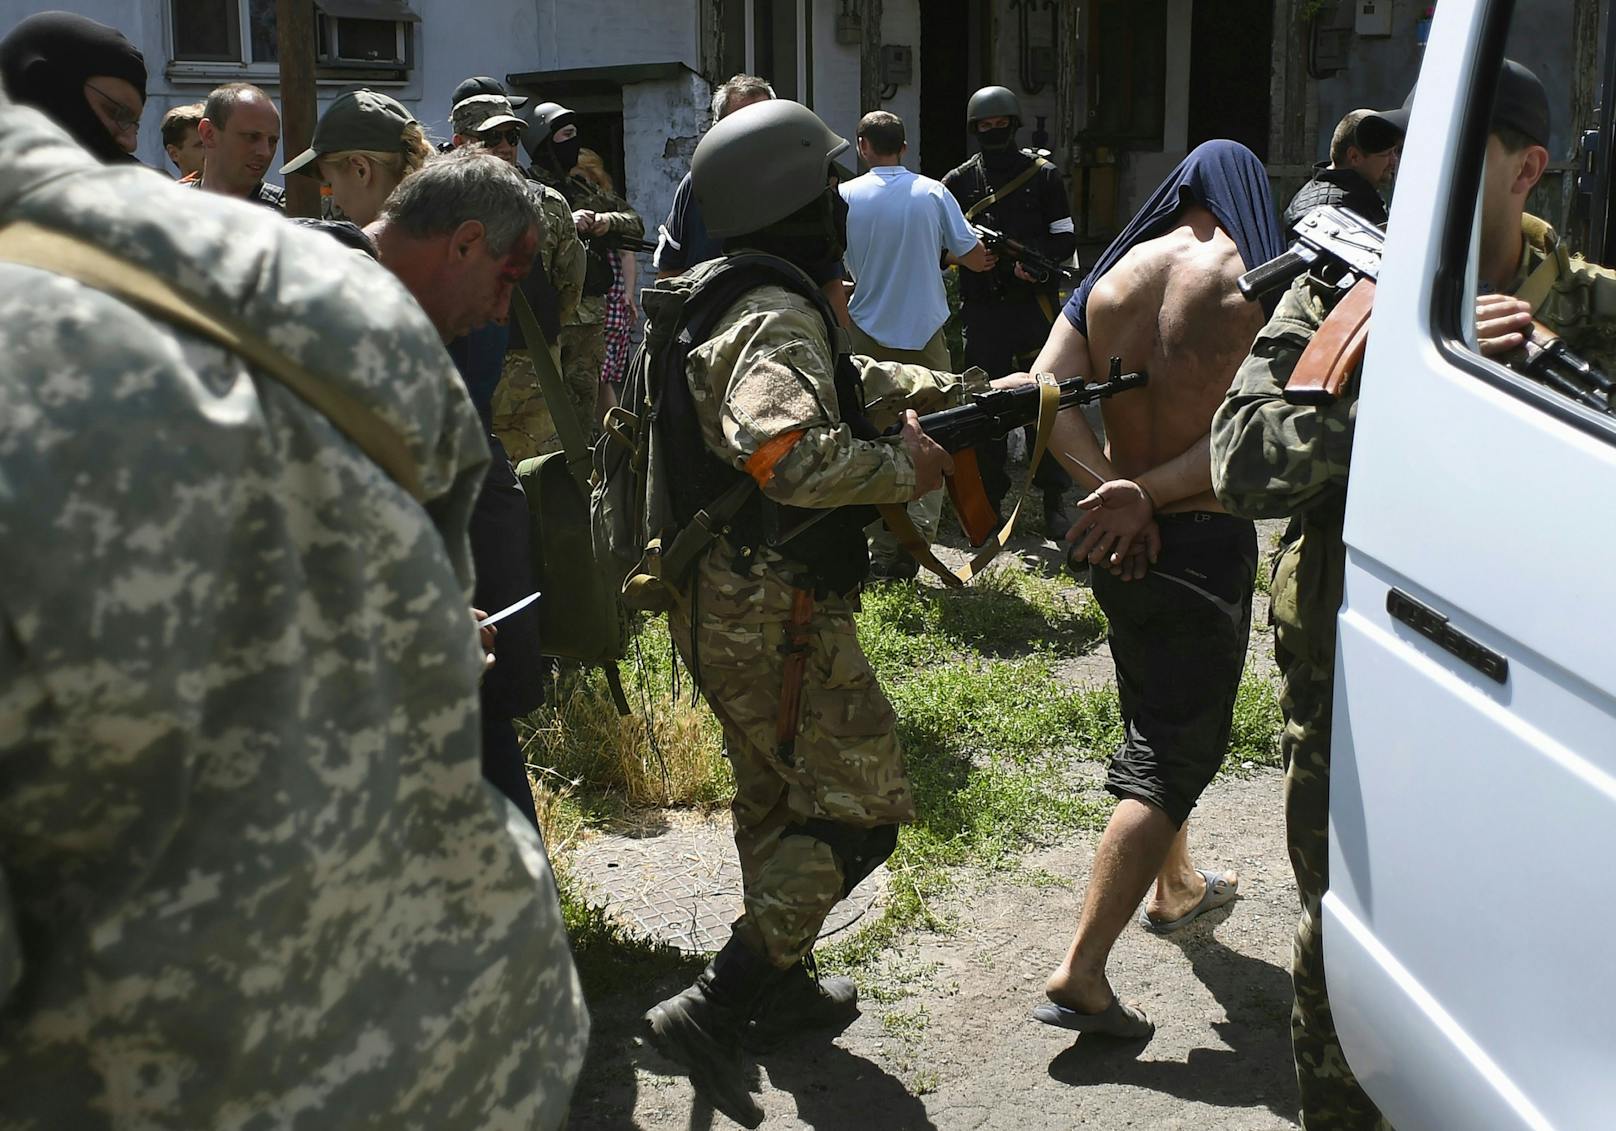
left=452, top=94, right=525, bottom=137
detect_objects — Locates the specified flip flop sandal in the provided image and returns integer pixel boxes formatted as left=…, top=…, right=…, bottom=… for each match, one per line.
left=1138, top=868, right=1238, bottom=935
left=1030, top=995, right=1155, bottom=1040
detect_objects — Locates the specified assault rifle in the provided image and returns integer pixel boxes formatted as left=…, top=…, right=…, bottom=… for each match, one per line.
left=971, top=224, right=1083, bottom=287
left=900, top=358, right=1146, bottom=546
left=1238, top=204, right=1615, bottom=412
left=588, top=233, right=659, bottom=255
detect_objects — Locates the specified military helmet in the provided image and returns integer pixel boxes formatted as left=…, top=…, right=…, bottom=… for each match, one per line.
left=691, top=99, right=850, bottom=239
left=967, top=85, right=1022, bottom=127
left=523, top=100, right=575, bottom=151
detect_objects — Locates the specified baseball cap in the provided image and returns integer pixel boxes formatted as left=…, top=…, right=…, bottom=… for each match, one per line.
left=1491, top=58, right=1550, bottom=147
left=1357, top=90, right=1414, bottom=153
left=451, top=75, right=526, bottom=109
left=280, top=88, right=414, bottom=177
left=452, top=93, right=525, bottom=137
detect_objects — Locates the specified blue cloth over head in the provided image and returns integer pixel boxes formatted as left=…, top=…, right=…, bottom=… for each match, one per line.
left=1062, top=140, right=1284, bottom=334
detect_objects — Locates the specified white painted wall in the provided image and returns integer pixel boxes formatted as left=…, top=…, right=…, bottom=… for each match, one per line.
left=622, top=68, right=708, bottom=265
left=533, top=0, right=699, bottom=74
left=805, top=0, right=921, bottom=169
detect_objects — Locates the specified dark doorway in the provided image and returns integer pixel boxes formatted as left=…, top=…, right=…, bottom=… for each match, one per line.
left=919, top=0, right=971, bottom=178
left=1186, top=0, right=1272, bottom=159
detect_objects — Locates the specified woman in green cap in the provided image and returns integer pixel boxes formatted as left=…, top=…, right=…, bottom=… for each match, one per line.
left=281, top=88, right=433, bottom=226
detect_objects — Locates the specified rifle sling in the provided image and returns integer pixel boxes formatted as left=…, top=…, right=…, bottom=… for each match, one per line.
left=510, top=288, right=594, bottom=489
left=964, top=155, right=1050, bottom=222
left=879, top=375, right=1061, bottom=586
left=0, top=220, right=424, bottom=500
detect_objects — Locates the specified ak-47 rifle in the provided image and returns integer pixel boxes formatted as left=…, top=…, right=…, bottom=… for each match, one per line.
left=588, top=233, right=659, bottom=254
left=905, top=358, right=1146, bottom=546
left=1238, top=204, right=1615, bottom=412
left=771, top=360, right=1146, bottom=552
left=971, top=224, right=1083, bottom=288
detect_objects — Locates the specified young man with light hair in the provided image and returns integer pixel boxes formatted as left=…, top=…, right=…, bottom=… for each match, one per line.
left=160, top=101, right=204, bottom=179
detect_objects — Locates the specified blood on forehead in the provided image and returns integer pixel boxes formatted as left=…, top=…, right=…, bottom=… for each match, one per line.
left=498, top=227, right=540, bottom=282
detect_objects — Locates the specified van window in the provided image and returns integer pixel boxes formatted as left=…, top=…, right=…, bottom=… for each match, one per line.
left=1441, top=0, right=1616, bottom=433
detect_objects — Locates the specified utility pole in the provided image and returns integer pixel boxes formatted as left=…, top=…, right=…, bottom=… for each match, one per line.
left=859, top=0, right=883, bottom=117
left=276, top=0, right=319, bottom=218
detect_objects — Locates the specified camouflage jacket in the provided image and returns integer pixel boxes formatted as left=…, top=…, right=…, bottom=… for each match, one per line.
left=531, top=162, right=643, bottom=326
left=1211, top=214, right=1616, bottom=669
left=531, top=176, right=586, bottom=328
left=688, top=280, right=988, bottom=514
left=0, top=104, right=586, bottom=1128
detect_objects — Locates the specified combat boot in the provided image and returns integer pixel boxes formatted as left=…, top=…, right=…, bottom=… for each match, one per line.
left=744, top=952, right=859, bottom=1053
left=645, top=935, right=775, bottom=1128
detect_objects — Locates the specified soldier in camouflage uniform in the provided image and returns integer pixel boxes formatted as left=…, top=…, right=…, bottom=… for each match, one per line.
left=524, top=100, right=644, bottom=439
left=642, top=100, right=1011, bottom=1128
left=1211, top=61, right=1612, bottom=1131
left=0, top=96, right=587, bottom=1128
left=443, top=94, right=590, bottom=464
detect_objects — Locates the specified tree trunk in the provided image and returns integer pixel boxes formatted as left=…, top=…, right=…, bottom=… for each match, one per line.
left=276, top=0, right=319, bottom=218
left=860, top=0, right=884, bottom=117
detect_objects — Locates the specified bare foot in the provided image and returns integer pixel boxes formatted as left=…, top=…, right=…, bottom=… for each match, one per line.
left=1144, top=867, right=1238, bottom=923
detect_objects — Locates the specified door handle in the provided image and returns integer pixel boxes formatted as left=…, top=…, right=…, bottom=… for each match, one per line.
left=1386, top=588, right=1509, bottom=684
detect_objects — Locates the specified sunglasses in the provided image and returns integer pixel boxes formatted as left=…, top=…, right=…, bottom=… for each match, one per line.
left=479, top=128, right=523, bottom=147
left=85, top=81, right=141, bottom=132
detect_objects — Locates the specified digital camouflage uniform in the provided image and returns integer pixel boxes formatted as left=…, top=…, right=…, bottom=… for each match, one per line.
left=674, top=282, right=988, bottom=968
left=1210, top=215, right=1616, bottom=1131
left=491, top=176, right=587, bottom=463
left=0, top=103, right=587, bottom=1129
left=530, top=163, right=643, bottom=441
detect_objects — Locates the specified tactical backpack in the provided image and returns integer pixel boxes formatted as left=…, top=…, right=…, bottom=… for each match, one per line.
left=592, top=253, right=863, bottom=614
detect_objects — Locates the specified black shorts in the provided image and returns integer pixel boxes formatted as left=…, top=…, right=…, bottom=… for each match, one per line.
left=1091, top=512, right=1257, bottom=826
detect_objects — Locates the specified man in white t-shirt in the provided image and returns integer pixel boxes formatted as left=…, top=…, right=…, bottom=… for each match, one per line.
left=841, top=110, right=990, bottom=577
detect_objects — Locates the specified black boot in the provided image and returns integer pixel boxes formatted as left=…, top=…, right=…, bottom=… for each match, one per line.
left=744, top=952, right=859, bottom=1053
left=645, top=935, right=775, bottom=1128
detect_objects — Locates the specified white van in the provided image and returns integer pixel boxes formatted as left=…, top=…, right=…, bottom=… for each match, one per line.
left=1327, top=2, right=1616, bottom=1129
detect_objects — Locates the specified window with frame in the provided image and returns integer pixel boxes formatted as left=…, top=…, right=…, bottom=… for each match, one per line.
left=715, top=0, right=813, bottom=105
left=1441, top=0, right=1616, bottom=430
left=170, top=0, right=418, bottom=75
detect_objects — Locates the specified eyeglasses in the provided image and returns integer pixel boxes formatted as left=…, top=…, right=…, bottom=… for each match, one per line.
left=480, top=128, right=523, bottom=147
left=84, top=81, right=141, bottom=133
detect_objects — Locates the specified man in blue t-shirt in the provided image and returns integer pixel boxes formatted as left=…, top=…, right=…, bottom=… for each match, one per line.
left=841, top=110, right=990, bottom=577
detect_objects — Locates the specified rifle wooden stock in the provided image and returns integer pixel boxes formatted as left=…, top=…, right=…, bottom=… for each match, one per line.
left=944, top=448, right=1002, bottom=547
left=1285, top=278, right=1375, bottom=406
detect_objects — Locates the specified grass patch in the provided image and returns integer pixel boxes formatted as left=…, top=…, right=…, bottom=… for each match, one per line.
left=518, top=624, right=732, bottom=812
left=1227, top=667, right=1284, bottom=770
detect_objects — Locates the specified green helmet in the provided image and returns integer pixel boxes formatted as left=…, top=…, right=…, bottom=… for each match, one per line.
left=966, top=85, right=1022, bottom=128
left=691, top=99, right=849, bottom=239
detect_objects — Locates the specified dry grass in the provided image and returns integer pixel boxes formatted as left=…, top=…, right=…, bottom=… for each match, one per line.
left=518, top=626, right=733, bottom=814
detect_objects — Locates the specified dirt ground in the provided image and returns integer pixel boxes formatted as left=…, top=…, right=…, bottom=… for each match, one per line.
left=565, top=522, right=1300, bottom=1130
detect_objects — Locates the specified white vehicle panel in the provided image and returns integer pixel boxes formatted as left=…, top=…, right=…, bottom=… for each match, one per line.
left=1326, top=0, right=1616, bottom=1127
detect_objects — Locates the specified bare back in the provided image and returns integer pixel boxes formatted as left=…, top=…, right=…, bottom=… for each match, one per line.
left=1084, top=206, right=1263, bottom=512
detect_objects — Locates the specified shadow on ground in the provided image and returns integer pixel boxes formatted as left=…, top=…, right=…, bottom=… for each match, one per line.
left=1045, top=927, right=1299, bottom=1124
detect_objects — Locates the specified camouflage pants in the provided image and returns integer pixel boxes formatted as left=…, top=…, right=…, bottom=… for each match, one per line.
left=559, top=323, right=606, bottom=433
left=670, top=544, right=914, bottom=969
left=491, top=351, right=562, bottom=465
left=489, top=327, right=604, bottom=466
left=1276, top=642, right=1391, bottom=1131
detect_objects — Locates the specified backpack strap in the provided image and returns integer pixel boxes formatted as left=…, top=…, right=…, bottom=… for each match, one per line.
left=0, top=220, right=423, bottom=500
left=509, top=288, right=594, bottom=489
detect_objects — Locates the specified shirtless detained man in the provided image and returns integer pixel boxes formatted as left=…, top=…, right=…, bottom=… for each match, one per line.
left=1023, top=142, right=1286, bottom=1036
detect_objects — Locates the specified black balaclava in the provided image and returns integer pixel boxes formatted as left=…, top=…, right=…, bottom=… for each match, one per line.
left=725, top=186, right=847, bottom=287
left=0, top=11, right=148, bottom=163
left=544, top=113, right=583, bottom=177
left=976, top=121, right=1018, bottom=170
